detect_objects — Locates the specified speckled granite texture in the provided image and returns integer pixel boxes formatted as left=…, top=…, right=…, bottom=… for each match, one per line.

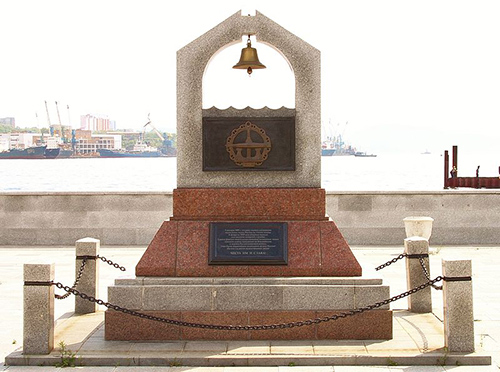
left=177, top=11, right=321, bottom=188
left=136, top=187, right=362, bottom=277
left=135, top=219, right=361, bottom=277
left=105, top=310, right=392, bottom=340
left=172, top=188, right=327, bottom=221
left=127, top=10, right=377, bottom=341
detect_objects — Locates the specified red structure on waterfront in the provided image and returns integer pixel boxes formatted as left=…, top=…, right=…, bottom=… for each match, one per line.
left=444, top=145, right=500, bottom=189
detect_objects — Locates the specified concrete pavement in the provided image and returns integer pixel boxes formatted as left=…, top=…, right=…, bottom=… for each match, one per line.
left=1, top=245, right=498, bottom=371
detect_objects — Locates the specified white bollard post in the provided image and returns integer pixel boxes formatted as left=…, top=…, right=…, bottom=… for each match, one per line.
left=23, top=263, right=55, bottom=354
left=442, top=259, right=475, bottom=352
left=75, top=237, right=100, bottom=314
left=404, top=237, right=432, bottom=313
left=403, top=216, right=434, bottom=240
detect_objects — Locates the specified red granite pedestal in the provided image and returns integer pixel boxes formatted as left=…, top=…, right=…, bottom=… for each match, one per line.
left=106, top=188, right=393, bottom=340
left=136, top=188, right=362, bottom=277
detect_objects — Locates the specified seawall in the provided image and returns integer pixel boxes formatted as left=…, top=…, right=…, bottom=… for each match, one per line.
left=0, top=191, right=498, bottom=246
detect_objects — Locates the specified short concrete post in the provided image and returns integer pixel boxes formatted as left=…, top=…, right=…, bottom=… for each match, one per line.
left=442, top=259, right=475, bottom=352
left=404, top=237, right=432, bottom=313
left=75, top=237, right=100, bottom=314
left=23, top=263, right=55, bottom=354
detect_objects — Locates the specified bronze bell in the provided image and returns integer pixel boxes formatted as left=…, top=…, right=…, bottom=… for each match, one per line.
left=233, top=35, right=266, bottom=76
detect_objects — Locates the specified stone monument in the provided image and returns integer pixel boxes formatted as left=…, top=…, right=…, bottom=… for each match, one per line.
left=106, top=10, right=392, bottom=340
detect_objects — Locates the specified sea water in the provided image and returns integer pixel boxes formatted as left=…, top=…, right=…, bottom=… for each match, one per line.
left=0, top=153, right=497, bottom=192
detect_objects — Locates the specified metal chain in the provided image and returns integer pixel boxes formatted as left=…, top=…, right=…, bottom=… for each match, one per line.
left=375, top=253, right=407, bottom=271
left=418, top=257, right=443, bottom=290
left=54, top=257, right=87, bottom=300
left=96, top=255, right=126, bottom=271
left=51, top=276, right=443, bottom=331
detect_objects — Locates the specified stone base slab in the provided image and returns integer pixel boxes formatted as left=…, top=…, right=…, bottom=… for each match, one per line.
left=105, top=309, right=393, bottom=341
left=108, top=277, right=390, bottom=312
left=106, top=276, right=391, bottom=341
left=136, top=219, right=362, bottom=277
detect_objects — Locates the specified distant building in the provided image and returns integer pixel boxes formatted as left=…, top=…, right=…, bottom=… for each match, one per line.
left=107, top=130, right=141, bottom=142
left=73, top=130, right=122, bottom=154
left=0, top=136, right=8, bottom=152
left=0, top=132, right=37, bottom=150
left=80, top=114, right=116, bottom=132
left=0, top=117, right=15, bottom=128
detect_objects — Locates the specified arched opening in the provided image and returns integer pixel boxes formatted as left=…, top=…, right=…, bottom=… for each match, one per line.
left=202, top=36, right=295, bottom=109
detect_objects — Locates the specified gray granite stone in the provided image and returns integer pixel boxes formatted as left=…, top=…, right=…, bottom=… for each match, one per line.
left=115, top=277, right=144, bottom=285
left=23, top=263, right=55, bottom=282
left=75, top=238, right=100, bottom=314
left=108, top=286, right=143, bottom=310
left=404, top=237, right=432, bottom=313
left=108, top=278, right=391, bottom=312
left=75, top=237, right=100, bottom=256
left=442, top=259, right=474, bottom=352
left=282, top=286, right=354, bottom=310
left=214, top=285, right=283, bottom=311
left=177, top=10, right=321, bottom=188
left=23, top=263, right=54, bottom=355
left=338, top=195, right=373, bottom=211
left=142, top=286, right=213, bottom=311
left=354, top=285, right=391, bottom=310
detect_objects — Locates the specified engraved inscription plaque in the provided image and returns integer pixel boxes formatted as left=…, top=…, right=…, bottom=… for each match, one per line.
left=209, top=222, right=288, bottom=265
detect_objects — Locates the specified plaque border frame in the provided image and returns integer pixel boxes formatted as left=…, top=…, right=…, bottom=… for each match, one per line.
left=208, top=222, right=288, bottom=265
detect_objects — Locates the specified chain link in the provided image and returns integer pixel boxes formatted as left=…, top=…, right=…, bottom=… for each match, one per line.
left=55, top=257, right=87, bottom=300
left=375, top=253, right=407, bottom=271
left=96, top=255, right=126, bottom=271
left=418, top=257, right=443, bottom=290
left=55, top=254, right=125, bottom=299
left=51, top=276, right=443, bottom=330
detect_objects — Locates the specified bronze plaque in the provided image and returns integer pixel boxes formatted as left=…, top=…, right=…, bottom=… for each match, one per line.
left=209, top=222, right=288, bottom=265
left=202, top=117, right=295, bottom=171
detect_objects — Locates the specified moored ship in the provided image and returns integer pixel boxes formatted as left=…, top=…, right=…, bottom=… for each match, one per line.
left=321, top=135, right=356, bottom=156
left=97, top=148, right=165, bottom=158
left=44, top=147, right=60, bottom=159
left=0, top=146, right=47, bottom=159
left=97, top=138, right=173, bottom=158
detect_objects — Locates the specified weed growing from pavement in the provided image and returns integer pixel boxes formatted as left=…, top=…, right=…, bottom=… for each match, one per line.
left=55, top=340, right=78, bottom=368
left=387, top=358, right=398, bottom=366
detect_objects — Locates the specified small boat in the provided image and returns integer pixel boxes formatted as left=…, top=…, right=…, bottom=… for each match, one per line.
left=321, top=148, right=336, bottom=156
left=97, top=148, right=165, bottom=158
left=354, top=152, right=377, bottom=157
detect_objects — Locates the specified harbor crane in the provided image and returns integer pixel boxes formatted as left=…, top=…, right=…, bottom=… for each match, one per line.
left=55, top=101, right=63, bottom=126
left=143, top=114, right=165, bottom=141
left=44, top=101, right=51, bottom=126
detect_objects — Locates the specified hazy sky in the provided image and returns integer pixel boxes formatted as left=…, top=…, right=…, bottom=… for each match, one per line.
left=1, top=0, right=499, bottom=157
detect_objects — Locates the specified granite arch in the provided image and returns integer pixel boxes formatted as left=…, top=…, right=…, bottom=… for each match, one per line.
left=177, top=10, right=321, bottom=188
